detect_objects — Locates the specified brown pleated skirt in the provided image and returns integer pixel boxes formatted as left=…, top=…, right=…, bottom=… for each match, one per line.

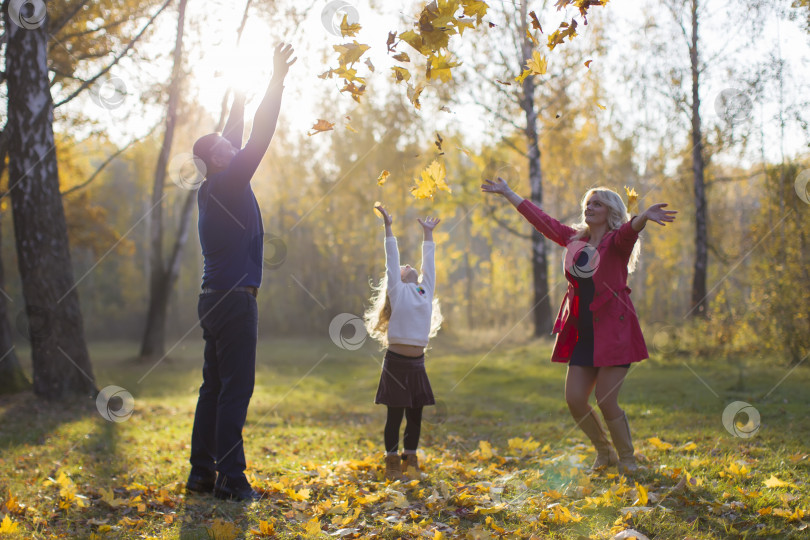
left=374, top=349, right=435, bottom=408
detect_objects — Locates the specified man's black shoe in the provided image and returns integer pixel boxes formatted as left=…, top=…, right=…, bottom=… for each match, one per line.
left=213, top=477, right=262, bottom=501
left=186, top=473, right=215, bottom=494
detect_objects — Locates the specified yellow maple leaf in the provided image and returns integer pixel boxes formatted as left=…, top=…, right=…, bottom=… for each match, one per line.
left=646, top=437, right=672, bottom=451
left=377, top=171, right=390, bottom=186
left=462, top=0, right=489, bottom=23
left=526, top=28, right=539, bottom=46
left=392, top=52, right=411, bottom=62
left=99, top=487, right=126, bottom=508
left=407, top=82, right=426, bottom=110
left=763, top=475, right=797, bottom=489
left=526, top=50, right=547, bottom=75
left=474, top=503, right=507, bottom=514
left=304, top=518, right=322, bottom=537
left=478, top=440, right=494, bottom=459
left=633, top=482, right=648, bottom=506
left=208, top=519, right=239, bottom=540
left=426, top=53, right=460, bottom=83
left=624, top=185, right=639, bottom=214
left=0, top=515, right=19, bottom=533
left=3, top=490, right=23, bottom=515
left=340, top=13, right=361, bottom=37
left=334, top=41, right=370, bottom=66
left=308, top=119, right=335, bottom=136
left=392, top=66, right=412, bottom=83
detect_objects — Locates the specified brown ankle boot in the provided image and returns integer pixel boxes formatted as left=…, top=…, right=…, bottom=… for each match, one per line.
left=401, top=453, right=420, bottom=478
left=605, top=411, right=639, bottom=476
left=384, top=454, right=402, bottom=481
left=575, top=409, right=619, bottom=472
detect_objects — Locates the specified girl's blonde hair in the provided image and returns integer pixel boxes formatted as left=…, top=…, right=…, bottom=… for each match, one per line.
left=364, top=271, right=443, bottom=348
left=570, top=187, right=641, bottom=273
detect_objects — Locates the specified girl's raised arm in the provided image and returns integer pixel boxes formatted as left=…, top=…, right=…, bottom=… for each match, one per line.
left=417, top=216, right=440, bottom=293
left=376, top=205, right=400, bottom=289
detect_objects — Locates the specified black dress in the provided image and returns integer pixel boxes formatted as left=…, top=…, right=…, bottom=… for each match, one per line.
left=568, top=272, right=630, bottom=369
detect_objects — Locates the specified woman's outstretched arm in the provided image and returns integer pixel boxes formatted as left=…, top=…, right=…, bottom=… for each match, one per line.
left=481, top=176, right=576, bottom=247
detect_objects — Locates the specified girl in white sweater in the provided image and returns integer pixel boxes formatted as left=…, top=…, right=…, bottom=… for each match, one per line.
left=365, top=205, right=443, bottom=481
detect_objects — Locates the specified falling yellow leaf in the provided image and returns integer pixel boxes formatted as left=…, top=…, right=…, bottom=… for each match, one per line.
left=340, top=13, right=361, bottom=37
left=526, top=50, right=547, bottom=75
left=526, top=28, right=539, bottom=46
left=333, top=41, right=370, bottom=66
left=392, top=52, right=411, bottom=62
left=392, top=66, right=412, bottom=83
left=764, top=475, right=797, bottom=489
left=377, top=171, right=390, bottom=186
left=407, top=82, right=426, bottom=110
left=427, top=53, right=461, bottom=83
left=595, top=102, right=606, bottom=110
left=0, top=515, right=19, bottom=533
left=308, top=119, right=335, bottom=136
left=624, top=185, right=639, bottom=214
left=585, top=59, right=593, bottom=68
left=411, top=159, right=450, bottom=200
left=462, top=0, right=489, bottom=24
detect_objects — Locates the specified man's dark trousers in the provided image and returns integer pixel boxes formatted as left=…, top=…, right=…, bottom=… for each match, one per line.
left=189, top=290, right=258, bottom=483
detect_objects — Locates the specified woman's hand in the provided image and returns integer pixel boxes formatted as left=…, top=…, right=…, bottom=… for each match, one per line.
left=417, top=216, right=441, bottom=231
left=643, top=203, right=677, bottom=226
left=481, top=177, right=512, bottom=196
left=632, top=203, right=677, bottom=232
left=481, top=176, right=525, bottom=208
left=375, top=205, right=393, bottom=226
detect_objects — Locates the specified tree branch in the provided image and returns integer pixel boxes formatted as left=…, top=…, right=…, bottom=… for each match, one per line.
left=53, top=0, right=173, bottom=109
left=60, top=124, right=158, bottom=196
left=48, top=0, right=94, bottom=37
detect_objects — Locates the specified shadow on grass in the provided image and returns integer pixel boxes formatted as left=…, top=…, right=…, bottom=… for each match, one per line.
left=0, top=391, right=98, bottom=455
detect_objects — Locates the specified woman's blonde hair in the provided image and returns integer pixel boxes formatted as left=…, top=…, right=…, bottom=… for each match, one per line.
left=364, top=271, right=443, bottom=348
left=570, top=187, right=641, bottom=273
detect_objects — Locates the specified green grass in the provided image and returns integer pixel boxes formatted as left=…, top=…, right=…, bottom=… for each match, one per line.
left=0, top=335, right=807, bottom=539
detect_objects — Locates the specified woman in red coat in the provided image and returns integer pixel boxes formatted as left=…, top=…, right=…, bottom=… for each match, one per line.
left=482, top=177, right=676, bottom=475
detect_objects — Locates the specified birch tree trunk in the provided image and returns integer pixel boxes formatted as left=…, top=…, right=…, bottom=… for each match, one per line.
left=4, top=1, right=95, bottom=398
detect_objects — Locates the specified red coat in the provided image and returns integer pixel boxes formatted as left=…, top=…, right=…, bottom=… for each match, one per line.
left=518, top=200, right=648, bottom=366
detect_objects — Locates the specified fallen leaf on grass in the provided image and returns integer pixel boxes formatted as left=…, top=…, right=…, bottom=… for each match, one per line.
left=0, top=515, right=19, bottom=533
left=763, top=475, right=797, bottom=489
left=646, top=437, right=672, bottom=451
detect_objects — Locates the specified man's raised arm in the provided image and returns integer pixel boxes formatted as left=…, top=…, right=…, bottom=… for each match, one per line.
left=229, top=43, right=296, bottom=187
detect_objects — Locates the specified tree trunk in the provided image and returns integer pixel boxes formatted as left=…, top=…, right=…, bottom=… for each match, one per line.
left=4, top=4, right=95, bottom=398
left=689, top=0, right=709, bottom=318
left=138, top=0, right=189, bottom=361
left=519, top=2, right=553, bottom=336
left=0, top=129, right=31, bottom=395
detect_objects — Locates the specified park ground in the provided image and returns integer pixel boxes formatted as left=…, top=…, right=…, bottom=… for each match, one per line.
left=0, top=333, right=808, bottom=539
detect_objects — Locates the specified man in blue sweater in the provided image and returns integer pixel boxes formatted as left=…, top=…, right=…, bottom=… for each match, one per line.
left=186, top=43, right=295, bottom=501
